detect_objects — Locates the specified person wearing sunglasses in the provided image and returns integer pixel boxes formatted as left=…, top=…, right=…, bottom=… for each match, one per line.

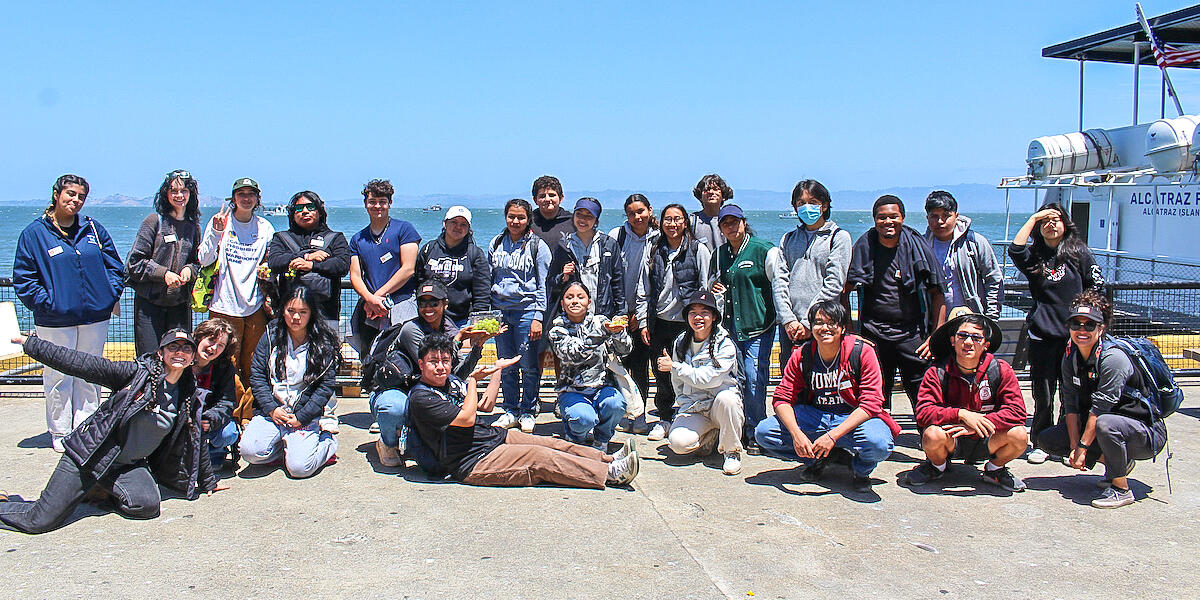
left=267, top=190, right=350, bottom=326
left=907, top=307, right=1028, bottom=492
left=126, top=170, right=203, bottom=354
left=0, top=329, right=227, bottom=534
left=1037, top=291, right=1167, bottom=509
left=413, top=205, right=492, bottom=328
left=198, top=178, right=275, bottom=389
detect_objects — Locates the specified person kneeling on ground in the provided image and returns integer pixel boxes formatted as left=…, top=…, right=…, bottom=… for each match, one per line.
left=1037, top=291, right=1167, bottom=509
left=239, top=285, right=342, bottom=478
left=407, top=334, right=639, bottom=488
left=0, top=329, right=227, bottom=534
left=548, top=281, right=631, bottom=449
left=907, top=308, right=1028, bottom=492
left=660, top=290, right=745, bottom=475
left=192, top=318, right=241, bottom=471
left=754, top=299, right=899, bottom=493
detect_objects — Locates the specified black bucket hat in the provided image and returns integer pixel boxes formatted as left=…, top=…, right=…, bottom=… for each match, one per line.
left=929, top=306, right=1003, bottom=360
left=683, top=289, right=722, bottom=325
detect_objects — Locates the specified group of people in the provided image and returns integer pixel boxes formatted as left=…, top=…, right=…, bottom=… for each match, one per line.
left=0, top=171, right=1171, bottom=534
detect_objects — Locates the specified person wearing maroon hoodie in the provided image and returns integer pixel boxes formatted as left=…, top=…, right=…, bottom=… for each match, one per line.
left=754, top=299, right=898, bottom=493
left=907, top=309, right=1028, bottom=492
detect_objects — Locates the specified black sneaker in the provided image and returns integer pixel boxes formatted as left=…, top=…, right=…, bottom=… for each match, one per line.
left=980, top=466, right=1026, bottom=492
left=796, top=457, right=829, bottom=483
left=904, top=461, right=945, bottom=486
left=852, top=474, right=872, bottom=493
left=744, top=437, right=763, bottom=456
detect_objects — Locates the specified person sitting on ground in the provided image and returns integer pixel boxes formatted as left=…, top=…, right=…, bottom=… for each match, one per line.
left=659, top=289, right=745, bottom=475
left=754, top=299, right=899, bottom=493
left=365, top=279, right=497, bottom=468
left=0, top=329, right=227, bottom=534
left=1037, top=291, right=1167, bottom=509
left=548, top=281, right=631, bottom=449
left=407, top=334, right=640, bottom=488
left=191, top=318, right=240, bottom=471
left=907, top=308, right=1028, bottom=492
left=239, top=285, right=342, bottom=478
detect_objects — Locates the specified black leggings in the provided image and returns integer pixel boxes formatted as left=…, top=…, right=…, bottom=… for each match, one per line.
left=133, top=296, right=192, bottom=355
left=647, top=318, right=688, bottom=422
left=868, top=333, right=928, bottom=415
left=1028, top=336, right=1067, bottom=448
left=0, top=455, right=161, bottom=534
left=622, top=322, right=652, bottom=403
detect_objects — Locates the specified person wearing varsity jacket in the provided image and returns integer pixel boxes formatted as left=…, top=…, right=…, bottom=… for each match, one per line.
left=754, top=299, right=898, bottom=493
left=907, top=308, right=1028, bottom=492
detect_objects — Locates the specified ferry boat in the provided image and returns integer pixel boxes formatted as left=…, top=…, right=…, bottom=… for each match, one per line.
left=266, top=204, right=289, bottom=217
left=423, top=204, right=443, bottom=212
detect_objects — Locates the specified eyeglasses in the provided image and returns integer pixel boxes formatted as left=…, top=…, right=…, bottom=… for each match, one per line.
left=662, top=216, right=687, bottom=224
left=954, top=332, right=986, bottom=344
left=811, top=320, right=840, bottom=330
left=1068, top=319, right=1099, bottom=331
left=293, top=203, right=318, bottom=213
left=417, top=298, right=442, bottom=308
left=163, top=342, right=195, bottom=353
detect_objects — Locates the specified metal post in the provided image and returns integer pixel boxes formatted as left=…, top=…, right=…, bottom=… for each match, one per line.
left=1106, top=186, right=1115, bottom=251
left=1079, top=59, right=1085, bottom=131
left=1162, top=71, right=1167, bottom=118
left=1134, top=42, right=1141, bottom=125
left=1004, top=188, right=1012, bottom=241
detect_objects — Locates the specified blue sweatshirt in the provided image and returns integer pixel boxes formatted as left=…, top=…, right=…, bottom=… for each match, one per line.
left=487, top=231, right=551, bottom=322
left=13, top=214, right=125, bottom=327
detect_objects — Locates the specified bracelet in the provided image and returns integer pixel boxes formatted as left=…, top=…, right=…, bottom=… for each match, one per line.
left=1077, top=442, right=1090, bottom=450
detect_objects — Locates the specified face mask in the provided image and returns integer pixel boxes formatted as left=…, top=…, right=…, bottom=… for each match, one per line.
left=798, top=204, right=823, bottom=225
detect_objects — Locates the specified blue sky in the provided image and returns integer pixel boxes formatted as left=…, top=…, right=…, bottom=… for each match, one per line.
left=3, top=1, right=1200, bottom=202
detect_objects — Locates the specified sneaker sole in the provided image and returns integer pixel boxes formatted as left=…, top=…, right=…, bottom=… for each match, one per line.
left=1092, top=497, right=1135, bottom=509
left=979, top=472, right=1025, bottom=492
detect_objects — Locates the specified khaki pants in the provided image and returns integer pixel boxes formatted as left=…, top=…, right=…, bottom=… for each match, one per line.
left=667, top=389, right=745, bottom=455
left=211, top=308, right=269, bottom=424
left=462, top=430, right=609, bottom=489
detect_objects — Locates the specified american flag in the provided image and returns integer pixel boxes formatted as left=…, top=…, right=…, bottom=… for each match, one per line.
left=1138, top=4, right=1200, bottom=68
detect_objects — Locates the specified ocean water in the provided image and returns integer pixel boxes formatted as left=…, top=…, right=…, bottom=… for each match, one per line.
left=0, top=205, right=1015, bottom=278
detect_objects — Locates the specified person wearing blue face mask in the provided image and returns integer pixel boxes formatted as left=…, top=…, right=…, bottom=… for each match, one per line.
left=772, top=180, right=852, bottom=368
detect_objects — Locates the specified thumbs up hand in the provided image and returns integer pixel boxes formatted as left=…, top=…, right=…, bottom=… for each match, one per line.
left=656, top=348, right=673, bottom=372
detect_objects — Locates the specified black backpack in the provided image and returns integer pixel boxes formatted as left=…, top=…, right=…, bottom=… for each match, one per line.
left=797, top=337, right=865, bottom=400
left=359, top=323, right=418, bottom=393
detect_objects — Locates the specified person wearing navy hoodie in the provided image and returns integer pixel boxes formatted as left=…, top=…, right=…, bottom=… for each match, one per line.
left=13, top=174, right=125, bottom=453
left=414, top=205, right=491, bottom=327
left=267, top=190, right=351, bottom=324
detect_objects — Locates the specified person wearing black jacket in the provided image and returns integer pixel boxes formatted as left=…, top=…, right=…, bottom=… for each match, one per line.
left=530, top=175, right=576, bottom=248
left=1009, top=202, right=1104, bottom=464
left=546, top=198, right=625, bottom=322
left=0, top=329, right=224, bottom=534
left=191, top=318, right=240, bottom=469
left=267, top=190, right=351, bottom=323
left=414, top=205, right=491, bottom=327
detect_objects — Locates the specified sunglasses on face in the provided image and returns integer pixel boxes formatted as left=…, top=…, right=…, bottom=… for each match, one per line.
left=417, top=298, right=442, bottom=308
left=1068, top=319, right=1099, bottom=331
left=164, top=342, right=195, bottom=353
left=954, top=332, right=986, bottom=344
left=293, top=203, right=318, bottom=213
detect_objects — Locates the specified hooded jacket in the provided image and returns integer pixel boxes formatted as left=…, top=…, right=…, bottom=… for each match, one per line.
left=774, top=220, right=852, bottom=328
left=415, top=232, right=492, bottom=323
left=267, top=194, right=351, bottom=319
left=126, top=213, right=202, bottom=307
left=487, top=231, right=551, bottom=321
left=249, top=324, right=340, bottom=427
left=548, top=313, right=632, bottom=393
left=13, top=214, right=125, bottom=328
left=923, top=215, right=1004, bottom=320
left=668, top=324, right=740, bottom=415
left=915, top=353, right=1026, bottom=433
left=531, top=206, right=575, bottom=249
left=609, top=222, right=659, bottom=316
left=547, top=230, right=626, bottom=320
left=195, top=356, right=237, bottom=433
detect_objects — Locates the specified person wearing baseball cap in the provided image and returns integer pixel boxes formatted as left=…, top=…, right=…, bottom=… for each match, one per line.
left=546, top=197, right=626, bottom=325
left=907, top=307, right=1028, bottom=492
left=197, top=176, right=274, bottom=390
left=1, top=327, right=226, bottom=534
left=412, top=205, right=491, bottom=327
left=658, top=289, right=746, bottom=475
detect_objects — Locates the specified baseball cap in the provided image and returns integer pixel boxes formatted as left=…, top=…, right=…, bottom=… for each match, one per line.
left=158, top=328, right=197, bottom=350
left=416, top=279, right=449, bottom=300
left=1067, top=305, right=1105, bottom=323
left=444, top=205, right=472, bottom=225
left=232, top=177, right=260, bottom=194
left=574, top=197, right=602, bottom=219
left=717, top=204, right=745, bottom=222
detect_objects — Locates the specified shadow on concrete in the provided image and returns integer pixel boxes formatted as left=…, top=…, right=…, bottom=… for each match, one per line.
left=745, top=467, right=883, bottom=503
left=1021, top=475, right=1156, bottom=506
left=354, top=441, right=453, bottom=484
left=339, top=411, right=374, bottom=431
left=894, top=463, right=1024, bottom=498
left=1176, top=407, right=1200, bottom=421
left=17, top=432, right=51, bottom=449
left=653, top=446, right=728, bottom=473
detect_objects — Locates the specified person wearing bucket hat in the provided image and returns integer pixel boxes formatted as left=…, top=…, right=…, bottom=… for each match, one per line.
left=754, top=299, right=898, bottom=492
left=198, top=176, right=274, bottom=389
left=908, top=307, right=1028, bottom=492
left=413, top=205, right=491, bottom=327
left=658, top=289, right=744, bottom=475
left=0, top=328, right=227, bottom=534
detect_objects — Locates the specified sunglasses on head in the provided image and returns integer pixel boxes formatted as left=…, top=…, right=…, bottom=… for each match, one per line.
left=168, top=170, right=192, bottom=180
left=1069, top=319, right=1100, bottom=331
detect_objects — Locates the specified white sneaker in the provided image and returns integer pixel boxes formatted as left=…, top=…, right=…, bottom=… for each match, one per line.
left=611, top=438, right=634, bottom=461
left=607, top=451, right=640, bottom=486
left=51, top=437, right=65, bottom=453
left=493, top=412, right=518, bottom=429
left=1091, top=485, right=1135, bottom=509
left=647, top=422, right=669, bottom=441
left=518, top=414, right=536, bottom=433
left=1026, top=448, right=1049, bottom=464
left=723, top=452, right=742, bottom=475
left=368, top=421, right=380, bottom=434
left=376, top=439, right=403, bottom=468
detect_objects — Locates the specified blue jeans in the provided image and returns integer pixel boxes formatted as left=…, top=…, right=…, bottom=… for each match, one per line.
left=731, top=322, right=776, bottom=440
left=559, top=387, right=625, bottom=446
left=754, top=406, right=895, bottom=477
left=370, top=389, right=409, bottom=449
left=496, top=308, right=543, bottom=416
left=206, top=419, right=241, bottom=467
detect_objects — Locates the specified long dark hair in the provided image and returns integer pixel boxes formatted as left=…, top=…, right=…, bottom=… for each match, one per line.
left=1030, top=201, right=1089, bottom=270
left=154, top=169, right=201, bottom=222
left=623, top=193, right=659, bottom=231
left=271, top=285, right=342, bottom=384
left=674, top=304, right=723, bottom=368
left=646, top=203, right=695, bottom=276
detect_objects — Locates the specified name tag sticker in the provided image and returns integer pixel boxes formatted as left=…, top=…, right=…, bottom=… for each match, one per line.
left=1072, top=376, right=1081, bottom=386
left=380, top=252, right=393, bottom=264
left=163, top=234, right=178, bottom=243
left=311, top=238, right=324, bottom=247
left=47, top=246, right=63, bottom=257
left=838, top=380, right=853, bottom=390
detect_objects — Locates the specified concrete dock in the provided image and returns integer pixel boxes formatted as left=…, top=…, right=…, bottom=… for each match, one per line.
left=2, top=382, right=1198, bottom=599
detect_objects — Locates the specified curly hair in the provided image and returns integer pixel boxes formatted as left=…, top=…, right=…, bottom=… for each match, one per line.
left=693, top=174, right=733, bottom=201
left=417, top=332, right=457, bottom=361
left=872, top=195, right=905, bottom=218
left=154, top=170, right=201, bottom=222
left=532, top=175, right=563, bottom=200
left=362, top=179, right=394, bottom=201
left=194, top=317, right=239, bottom=363
left=1070, top=289, right=1112, bottom=326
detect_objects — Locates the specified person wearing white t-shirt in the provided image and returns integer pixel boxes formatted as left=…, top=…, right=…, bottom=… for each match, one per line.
left=198, top=177, right=275, bottom=385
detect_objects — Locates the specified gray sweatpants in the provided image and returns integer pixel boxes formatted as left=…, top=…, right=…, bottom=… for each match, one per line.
left=1038, top=413, right=1166, bottom=479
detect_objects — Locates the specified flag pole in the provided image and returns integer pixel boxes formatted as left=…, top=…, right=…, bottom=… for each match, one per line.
left=1136, top=3, right=1185, bottom=116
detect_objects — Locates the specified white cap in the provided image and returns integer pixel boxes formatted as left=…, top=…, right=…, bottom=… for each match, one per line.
left=444, top=205, right=472, bottom=225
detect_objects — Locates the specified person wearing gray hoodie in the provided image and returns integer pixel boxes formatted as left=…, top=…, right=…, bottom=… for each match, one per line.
left=922, top=191, right=1003, bottom=320
left=772, top=180, right=852, bottom=368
